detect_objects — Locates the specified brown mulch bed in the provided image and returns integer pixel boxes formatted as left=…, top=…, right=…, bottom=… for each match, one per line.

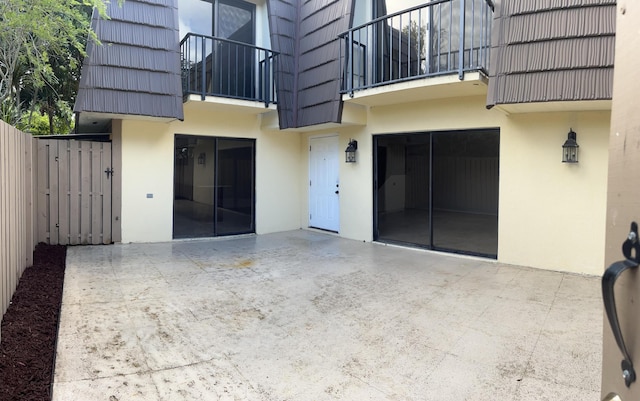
left=0, top=244, right=66, bottom=401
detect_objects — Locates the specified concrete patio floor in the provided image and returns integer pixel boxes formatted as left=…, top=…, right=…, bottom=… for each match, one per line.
left=52, top=230, right=603, bottom=400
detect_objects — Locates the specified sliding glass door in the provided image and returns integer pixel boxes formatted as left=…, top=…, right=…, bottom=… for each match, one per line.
left=173, top=135, right=255, bottom=239
left=374, top=130, right=499, bottom=258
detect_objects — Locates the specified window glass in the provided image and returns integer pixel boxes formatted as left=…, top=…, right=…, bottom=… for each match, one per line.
left=218, top=1, right=253, bottom=40
left=179, top=0, right=213, bottom=38
left=385, top=0, right=427, bottom=14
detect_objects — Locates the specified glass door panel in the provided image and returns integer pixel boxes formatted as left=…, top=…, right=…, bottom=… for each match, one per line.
left=214, top=0, right=255, bottom=99
left=215, top=138, right=255, bottom=235
left=374, top=134, right=431, bottom=247
left=217, top=0, right=254, bottom=43
left=179, top=0, right=214, bottom=95
left=431, top=131, right=499, bottom=256
left=174, top=135, right=216, bottom=239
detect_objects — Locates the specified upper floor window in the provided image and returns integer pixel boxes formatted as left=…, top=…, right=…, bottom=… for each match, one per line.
left=179, top=0, right=256, bottom=45
left=384, top=0, right=426, bottom=14
left=352, top=0, right=426, bottom=26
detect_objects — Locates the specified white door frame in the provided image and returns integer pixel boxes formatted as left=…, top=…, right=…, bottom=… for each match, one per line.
left=308, top=135, right=340, bottom=232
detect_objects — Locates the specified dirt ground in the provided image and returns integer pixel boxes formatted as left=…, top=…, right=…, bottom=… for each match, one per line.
left=0, top=244, right=66, bottom=401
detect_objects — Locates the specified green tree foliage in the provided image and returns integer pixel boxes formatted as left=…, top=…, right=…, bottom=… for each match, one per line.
left=0, top=0, right=121, bottom=134
left=402, top=20, right=427, bottom=75
left=16, top=100, right=75, bottom=135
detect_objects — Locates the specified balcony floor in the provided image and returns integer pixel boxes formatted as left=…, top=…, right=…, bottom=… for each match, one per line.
left=183, top=94, right=276, bottom=115
left=343, top=71, right=489, bottom=107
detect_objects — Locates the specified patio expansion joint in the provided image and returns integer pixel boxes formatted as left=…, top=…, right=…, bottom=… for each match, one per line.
left=342, top=369, right=395, bottom=398
left=517, top=273, right=567, bottom=391
left=132, top=355, right=224, bottom=378
left=221, top=352, right=262, bottom=394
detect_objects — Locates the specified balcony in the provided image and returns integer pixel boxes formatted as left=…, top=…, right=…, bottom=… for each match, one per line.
left=340, top=0, right=494, bottom=106
left=180, top=33, right=278, bottom=113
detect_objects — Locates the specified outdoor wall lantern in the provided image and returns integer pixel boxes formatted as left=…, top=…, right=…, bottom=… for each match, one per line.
left=198, top=152, right=206, bottom=165
left=562, top=129, right=579, bottom=163
left=345, top=139, right=358, bottom=163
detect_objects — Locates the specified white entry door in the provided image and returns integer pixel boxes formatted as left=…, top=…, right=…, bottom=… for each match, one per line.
left=309, top=136, right=340, bottom=232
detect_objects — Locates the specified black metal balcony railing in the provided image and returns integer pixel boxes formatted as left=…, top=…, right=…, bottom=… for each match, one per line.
left=340, top=0, right=494, bottom=96
left=180, top=33, right=279, bottom=107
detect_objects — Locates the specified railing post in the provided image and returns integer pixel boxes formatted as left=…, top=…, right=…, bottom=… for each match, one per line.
left=181, top=37, right=186, bottom=96
left=264, top=51, right=271, bottom=108
left=485, top=1, right=491, bottom=73
left=458, top=0, right=466, bottom=80
left=348, top=30, right=354, bottom=97
left=200, top=36, right=206, bottom=100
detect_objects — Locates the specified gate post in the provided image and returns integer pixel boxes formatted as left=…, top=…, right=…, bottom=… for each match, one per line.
left=602, top=3, right=640, bottom=400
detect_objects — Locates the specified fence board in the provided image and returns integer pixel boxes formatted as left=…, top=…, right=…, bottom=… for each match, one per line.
left=58, top=140, right=70, bottom=245
left=91, top=143, right=101, bottom=243
left=1, top=123, right=7, bottom=320
left=37, top=141, right=50, bottom=243
left=102, top=144, right=112, bottom=244
left=8, top=131, right=17, bottom=306
left=69, top=141, right=80, bottom=245
left=80, top=141, right=91, bottom=244
left=49, top=141, right=59, bottom=244
left=0, top=121, right=36, bottom=342
left=26, top=136, right=34, bottom=267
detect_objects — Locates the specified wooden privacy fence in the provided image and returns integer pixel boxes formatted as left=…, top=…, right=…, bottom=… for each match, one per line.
left=37, top=140, right=112, bottom=245
left=0, top=121, right=35, bottom=338
left=1, top=123, right=113, bottom=340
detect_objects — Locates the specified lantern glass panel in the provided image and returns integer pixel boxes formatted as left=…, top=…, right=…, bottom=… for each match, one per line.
left=345, top=150, right=356, bottom=163
left=562, top=131, right=579, bottom=163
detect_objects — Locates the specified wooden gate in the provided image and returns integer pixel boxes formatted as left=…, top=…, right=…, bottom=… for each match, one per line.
left=36, top=139, right=112, bottom=245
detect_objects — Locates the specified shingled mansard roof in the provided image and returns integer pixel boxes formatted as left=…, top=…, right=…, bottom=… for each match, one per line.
left=487, top=0, right=616, bottom=109
left=74, top=0, right=184, bottom=122
left=268, top=0, right=353, bottom=129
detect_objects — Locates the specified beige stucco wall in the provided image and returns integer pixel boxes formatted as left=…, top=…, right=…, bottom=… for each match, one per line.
left=119, top=119, right=175, bottom=243
left=299, top=95, right=609, bottom=275
left=116, top=94, right=609, bottom=275
left=117, top=105, right=301, bottom=243
left=499, top=111, right=610, bottom=275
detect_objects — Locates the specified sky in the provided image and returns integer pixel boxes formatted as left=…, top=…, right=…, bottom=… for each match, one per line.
left=385, top=0, right=431, bottom=14
left=179, top=0, right=212, bottom=37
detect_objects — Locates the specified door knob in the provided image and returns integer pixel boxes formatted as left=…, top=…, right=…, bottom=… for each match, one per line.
left=335, top=190, right=339, bottom=194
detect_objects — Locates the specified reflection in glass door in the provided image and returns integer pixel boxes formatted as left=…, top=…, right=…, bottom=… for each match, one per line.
left=375, top=134, right=431, bottom=247
left=173, top=135, right=255, bottom=239
left=431, top=132, right=499, bottom=255
left=214, top=0, right=255, bottom=99
left=374, top=130, right=499, bottom=258
left=215, top=138, right=255, bottom=235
